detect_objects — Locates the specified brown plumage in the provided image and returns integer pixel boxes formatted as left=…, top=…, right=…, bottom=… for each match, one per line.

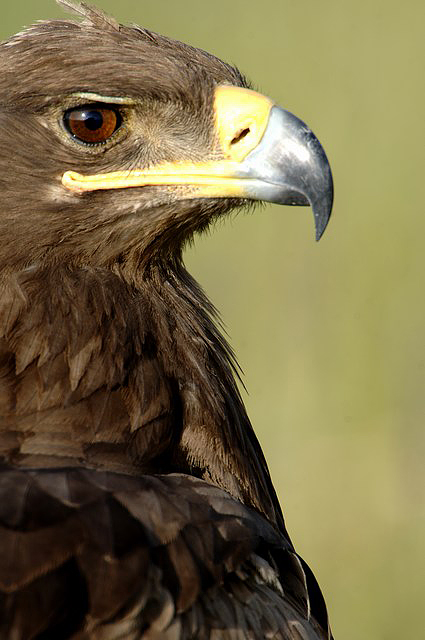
left=0, top=2, right=334, bottom=638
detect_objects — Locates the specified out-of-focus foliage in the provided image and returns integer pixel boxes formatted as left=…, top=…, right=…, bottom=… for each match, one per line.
left=1, top=1, right=424, bottom=638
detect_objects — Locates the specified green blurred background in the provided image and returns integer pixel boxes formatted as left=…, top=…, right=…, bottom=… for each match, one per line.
left=2, top=1, right=424, bottom=637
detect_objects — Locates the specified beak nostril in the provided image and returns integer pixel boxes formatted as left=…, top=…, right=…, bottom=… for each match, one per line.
left=230, top=128, right=250, bottom=146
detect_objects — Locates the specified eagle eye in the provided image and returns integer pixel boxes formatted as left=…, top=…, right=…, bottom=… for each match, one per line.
left=64, top=105, right=122, bottom=144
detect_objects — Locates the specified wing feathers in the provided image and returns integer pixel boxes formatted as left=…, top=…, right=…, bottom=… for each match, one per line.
left=0, top=467, right=326, bottom=639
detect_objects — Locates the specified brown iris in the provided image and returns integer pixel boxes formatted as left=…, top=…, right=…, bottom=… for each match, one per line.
left=64, top=105, right=121, bottom=144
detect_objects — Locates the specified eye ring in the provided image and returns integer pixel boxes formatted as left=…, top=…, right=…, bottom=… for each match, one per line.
left=64, top=104, right=122, bottom=144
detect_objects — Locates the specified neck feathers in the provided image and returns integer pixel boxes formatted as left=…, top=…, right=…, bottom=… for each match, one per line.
left=0, top=263, right=285, bottom=532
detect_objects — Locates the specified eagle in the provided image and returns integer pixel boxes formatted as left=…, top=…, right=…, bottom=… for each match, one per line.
left=0, top=2, right=334, bottom=638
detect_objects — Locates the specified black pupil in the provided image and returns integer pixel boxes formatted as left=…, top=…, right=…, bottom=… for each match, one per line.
left=81, top=110, right=104, bottom=130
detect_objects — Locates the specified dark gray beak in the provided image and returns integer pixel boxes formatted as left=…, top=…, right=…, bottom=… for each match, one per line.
left=239, top=106, right=334, bottom=240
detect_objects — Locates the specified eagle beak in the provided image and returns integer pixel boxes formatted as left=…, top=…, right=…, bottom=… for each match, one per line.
left=214, top=87, right=333, bottom=240
left=62, top=86, right=333, bottom=240
left=233, top=104, right=334, bottom=240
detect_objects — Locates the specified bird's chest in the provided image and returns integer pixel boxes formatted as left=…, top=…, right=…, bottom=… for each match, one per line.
left=0, top=269, right=188, bottom=473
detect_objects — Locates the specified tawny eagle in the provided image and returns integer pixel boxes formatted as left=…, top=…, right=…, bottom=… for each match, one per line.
left=0, top=2, right=334, bottom=638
